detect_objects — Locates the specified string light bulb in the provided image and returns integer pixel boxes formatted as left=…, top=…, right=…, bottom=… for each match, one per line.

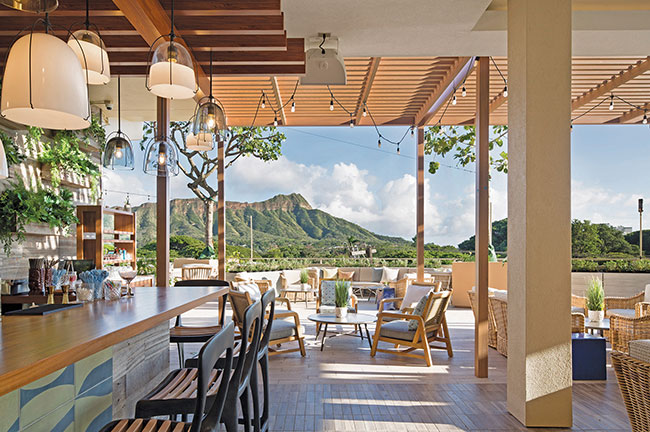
left=273, top=116, right=278, bottom=127
left=643, top=112, right=648, bottom=125
left=503, top=85, right=508, bottom=98
left=291, top=100, right=295, bottom=113
left=349, top=118, right=354, bottom=128
left=462, top=86, right=467, bottom=97
left=362, top=107, right=367, bottom=117
left=377, top=139, right=381, bottom=148
left=329, top=99, right=334, bottom=111
left=396, top=146, right=400, bottom=155
left=609, top=95, right=614, bottom=111
left=261, top=95, right=266, bottom=109
left=411, top=126, right=414, bottom=136
left=452, top=94, right=457, bottom=105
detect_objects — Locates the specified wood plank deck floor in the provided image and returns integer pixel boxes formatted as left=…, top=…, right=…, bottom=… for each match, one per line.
left=171, top=295, right=631, bottom=431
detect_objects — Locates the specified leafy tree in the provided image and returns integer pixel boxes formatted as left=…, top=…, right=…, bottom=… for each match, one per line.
left=142, top=122, right=284, bottom=248
left=458, top=218, right=508, bottom=251
left=571, top=220, right=603, bottom=257
left=625, top=230, right=650, bottom=256
left=596, top=224, right=637, bottom=256
left=424, top=125, right=508, bottom=175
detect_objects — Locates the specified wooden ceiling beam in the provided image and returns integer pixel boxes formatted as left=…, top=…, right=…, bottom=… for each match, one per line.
left=607, top=102, right=650, bottom=124
left=270, top=77, right=286, bottom=125
left=415, top=57, right=475, bottom=126
left=571, top=57, right=650, bottom=111
left=354, top=57, right=381, bottom=125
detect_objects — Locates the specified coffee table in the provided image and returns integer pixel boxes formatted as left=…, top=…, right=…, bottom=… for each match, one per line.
left=308, top=313, right=376, bottom=351
left=585, top=318, right=610, bottom=337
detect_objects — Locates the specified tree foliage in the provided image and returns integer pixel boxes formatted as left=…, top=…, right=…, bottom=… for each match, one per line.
left=424, top=125, right=508, bottom=174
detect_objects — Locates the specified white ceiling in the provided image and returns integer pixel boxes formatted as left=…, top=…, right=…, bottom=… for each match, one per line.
left=283, top=0, right=650, bottom=56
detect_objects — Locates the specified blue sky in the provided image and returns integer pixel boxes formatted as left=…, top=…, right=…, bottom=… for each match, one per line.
left=102, top=124, right=650, bottom=247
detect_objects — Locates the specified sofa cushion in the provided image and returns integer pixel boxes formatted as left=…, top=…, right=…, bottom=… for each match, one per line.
left=321, top=268, right=338, bottom=279
left=408, top=294, right=430, bottom=331
left=358, top=267, right=374, bottom=282
left=338, top=269, right=355, bottom=280
left=380, top=267, right=399, bottom=283
left=645, top=284, right=650, bottom=303
left=270, top=319, right=302, bottom=340
left=371, top=267, right=384, bottom=283
left=282, top=269, right=302, bottom=285
left=607, top=308, right=635, bottom=318
left=629, top=339, right=650, bottom=363
left=380, top=320, right=416, bottom=341
left=402, top=284, right=433, bottom=310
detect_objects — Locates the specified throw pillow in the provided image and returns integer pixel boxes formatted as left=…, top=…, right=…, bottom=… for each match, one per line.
left=380, top=267, right=399, bottom=283
left=320, top=280, right=349, bottom=306
left=408, top=294, right=430, bottom=331
left=338, top=270, right=355, bottom=280
left=239, top=282, right=261, bottom=301
left=371, top=267, right=384, bottom=283
left=402, top=284, right=434, bottom=310
left=322, top=268, right=338, bottom=279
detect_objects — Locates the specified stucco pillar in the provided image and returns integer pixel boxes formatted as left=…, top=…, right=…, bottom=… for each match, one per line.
left=506, top=0, right=572, bottom=427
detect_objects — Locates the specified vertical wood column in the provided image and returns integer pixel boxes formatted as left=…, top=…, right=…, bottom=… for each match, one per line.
left=416, top=127, right=425, bottom=282
left=217, top=138, right=226, bottom=280
left=156, top=97, right=170, bottom=288
left=507, top=0, right=572, bottom=427
left=475, top=56, right=489, bottom=378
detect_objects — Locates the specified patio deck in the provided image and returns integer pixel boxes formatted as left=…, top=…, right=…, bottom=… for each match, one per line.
left=172, top=295, right=630, bottom=431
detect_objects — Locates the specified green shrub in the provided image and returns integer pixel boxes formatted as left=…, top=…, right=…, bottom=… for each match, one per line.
left=585, top=277, right=604, bottom=311
left=334, top=280, right=349, bottom=308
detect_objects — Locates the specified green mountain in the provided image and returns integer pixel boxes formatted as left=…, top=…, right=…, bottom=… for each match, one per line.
left=134, top=193, right=409, bottom=251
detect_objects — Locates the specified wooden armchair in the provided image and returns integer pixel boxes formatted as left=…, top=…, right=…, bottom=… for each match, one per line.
left=489, top=297, right=508, bottom=357
left=610, top=314, right=650, bottom=354
left=468, top=290, right=497, bottom=348
left=605, top=291, right=645, bottom=318
left=389, top=275, right=435, bottom=309
left=229, top=289, right=305, bottom=356
left=182, top=265, right=213, bottom=281
left=233, top=276, right=272, bottom=294
left=371, top=290, right=453, bottom=367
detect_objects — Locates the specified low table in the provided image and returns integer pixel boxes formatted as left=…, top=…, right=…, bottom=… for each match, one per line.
left=572, top=333, right=607, bottom=380
left=585, top=318, right=610, bottom=336
left=308, top=313, right=376, bottom=351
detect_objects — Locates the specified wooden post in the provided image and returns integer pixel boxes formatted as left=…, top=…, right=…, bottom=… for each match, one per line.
left=416, top=127, right=425, bottom=282
left=156, top=97, right=170, bottom=288
left=475, top=56, right=489, bottom=378
left=217, top=137, right=226, bottom=280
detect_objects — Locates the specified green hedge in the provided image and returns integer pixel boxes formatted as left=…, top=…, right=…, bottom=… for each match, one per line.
left=572, top=259, right=650, bottom=273
left=226, top=258, right=451, bottom=273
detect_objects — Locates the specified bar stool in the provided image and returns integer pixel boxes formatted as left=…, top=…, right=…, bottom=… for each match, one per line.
left=171, top=279, right=229, bottom=366
left=136, top=301, right=262, bottom=432
left=99, top=321, right=235, bottom=432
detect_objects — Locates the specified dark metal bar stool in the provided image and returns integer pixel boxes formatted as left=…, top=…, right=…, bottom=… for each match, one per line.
left=99, top=321, right=235, bottom=432
left=171, top=279, right=229, bottom=366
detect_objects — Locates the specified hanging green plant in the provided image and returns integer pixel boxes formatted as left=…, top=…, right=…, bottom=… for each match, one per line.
left=0, top=129, right=25, bottom=166
left=0, top=181, right=78, bottom=255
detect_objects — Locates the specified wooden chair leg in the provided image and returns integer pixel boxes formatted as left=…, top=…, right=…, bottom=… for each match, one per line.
left=442, top=318, right=453, bottom=357
left=421, top=333, right=433, bottom=367
left=370, top=325, right=381, bottom=357
left=298, top=337, right=306, bottom=357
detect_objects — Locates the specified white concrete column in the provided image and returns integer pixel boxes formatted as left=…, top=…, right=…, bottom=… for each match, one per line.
left=507, top=0, right=573, bottom=427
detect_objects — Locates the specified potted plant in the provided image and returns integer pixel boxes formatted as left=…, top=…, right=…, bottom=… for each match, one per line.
left=586, top=277, right=605, bottom=322
left=334, top=279, right=349, bottom=318
left=299, top=269, right=310, bottom=290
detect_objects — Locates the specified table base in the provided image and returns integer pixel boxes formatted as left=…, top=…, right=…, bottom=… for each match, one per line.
left=317, top=323, right=372, bottom=351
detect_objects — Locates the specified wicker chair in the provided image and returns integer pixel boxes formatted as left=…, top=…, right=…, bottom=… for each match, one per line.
left=571, top=294, right=587, bottom=315
left=371, top=290, right=453, bottom=366
left=182, top=265, right=214, bottom=281
left=571, top=313, right=585, bottom=333
left=612, top=348, right=650, bottom=432
left=635, top=302, right=650, bottom=318
left=610, top=314, right=650, bottom=353
left=467, top=290, right=497, bottom=349
left=489, top=297, right=508, bottom=357
left=605, top=291, right=645, bottom=318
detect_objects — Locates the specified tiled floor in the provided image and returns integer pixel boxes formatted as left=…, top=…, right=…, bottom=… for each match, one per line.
left=172, top=295, right=631, bottom=431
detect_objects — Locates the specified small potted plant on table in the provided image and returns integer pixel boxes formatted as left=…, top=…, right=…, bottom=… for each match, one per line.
left=586, top=277, right=605, bottom=322
left=335, top=279, right=349, bottom=318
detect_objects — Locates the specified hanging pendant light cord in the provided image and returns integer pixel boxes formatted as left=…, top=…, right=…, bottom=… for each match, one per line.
left=117, top=75, right=121, bottom=133
left=170, top=0, right=175, bottom=40
left=85, top=0, right=90, bottom=30
left=209, top=50, right=213, bottom=98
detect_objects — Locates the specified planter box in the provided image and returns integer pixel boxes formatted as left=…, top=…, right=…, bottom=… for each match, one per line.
left=451, top=261, right=508, bottom=308
left=40, top=165, right=91, bottom=189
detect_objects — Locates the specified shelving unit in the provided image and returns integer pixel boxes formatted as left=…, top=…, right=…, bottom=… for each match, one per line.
left=76, top=205, right=137, bottom=270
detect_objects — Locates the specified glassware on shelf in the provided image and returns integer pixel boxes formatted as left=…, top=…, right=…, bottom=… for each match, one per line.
left=119, top=268, right=137, bottom=297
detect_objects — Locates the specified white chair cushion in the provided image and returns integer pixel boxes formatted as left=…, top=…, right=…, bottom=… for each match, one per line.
left=321, top=268, right=338, bottom=279
left=238, top=282, right=261, bottom=301
left=607, top=308, right=635, bottom=318
left=629, top=339, right=650, bottom=363
left=269, top=319, right=302, bottom=340
left=380, top=267, right=399, bottom=283
left=492, top=289, right=508, bottom=302
left=403, top=272, right=433, bottom=280
left=645, top=284, right=650, bottom=303
left=402, top=284, right=433, bottom=310
left=571, top=306, right=585, bottom=314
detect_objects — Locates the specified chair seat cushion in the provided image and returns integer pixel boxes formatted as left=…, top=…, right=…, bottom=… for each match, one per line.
left=270, top=319, right=303, bottom=340
left=379, top=320, right=416, bottom=341
left=607, top=308, right=635, bottom=318
left=571, top=306, right=585, bottom=314
left=629, top=339, right=650, bottom=363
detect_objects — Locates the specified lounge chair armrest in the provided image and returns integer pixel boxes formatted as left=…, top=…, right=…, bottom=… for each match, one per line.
left=636, top=302, right=650, bottom=318
left=275, top=297, right=293, bottom=311
left=378, top=297, right=404, bottom=311
left=605, top=292, right=645, bottom=312
left=274, top=311, right=303, bottom=337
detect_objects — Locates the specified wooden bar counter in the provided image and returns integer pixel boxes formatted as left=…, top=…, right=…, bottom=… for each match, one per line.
left=0, top=286, right=227, bottom=432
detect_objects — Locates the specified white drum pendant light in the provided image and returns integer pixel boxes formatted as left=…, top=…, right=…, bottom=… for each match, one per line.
left=145, top=0, right=196, bottom=99
left=67, top=1, right=110, bottom=85
left=186, top=131, right=214, bottom=152
left=1, top=31, right=90, bottom=130
left=0, top=0, right=57, bottom=13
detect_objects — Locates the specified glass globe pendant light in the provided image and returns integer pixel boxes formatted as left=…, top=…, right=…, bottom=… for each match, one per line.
left=143, top=138, right=180, bottom=176
left=67, top=0, right=110, bottom=85
left=103, top=76, right=134, bottom=170
left=145, top=0, right=196, bottom=99
left=0, top=0, right=57, bottom=13
left=1, top=16, right=91, bottom=130
left=186, top=50, right=226, bottom=151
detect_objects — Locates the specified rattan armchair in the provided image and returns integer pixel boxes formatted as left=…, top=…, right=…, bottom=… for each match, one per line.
left=467, top=290, right=498, bottom=348
left=612, top=350, right=650, bottom=432
left=371, top=290, right=453, bottom=367
left=605, top=291, right=645, bottom=317
left=571, top=294, right=587, bottom=315
left=571, top=313, right=585, bottom=333
left=489, top=297, right=508, bottom=357
left=610, top=314, right=650, bottom=353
